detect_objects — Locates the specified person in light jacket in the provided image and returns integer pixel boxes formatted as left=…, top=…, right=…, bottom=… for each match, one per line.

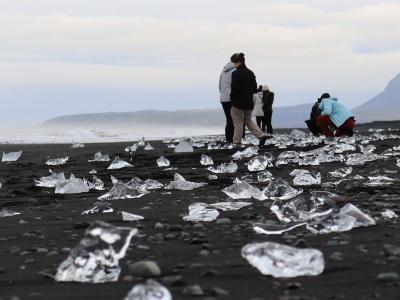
left=316, top=93, right=355, bottom=137
left=253, top=85, right=265, bottom=130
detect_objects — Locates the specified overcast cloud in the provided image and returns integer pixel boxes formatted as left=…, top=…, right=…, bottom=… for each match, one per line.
left=0, top=0, right=399, bottom=126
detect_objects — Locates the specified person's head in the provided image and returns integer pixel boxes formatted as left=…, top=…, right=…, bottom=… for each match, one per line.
left=318, top=92, right=330, bottom=103
left=230, top=53, right=238, bottom=63
left=257, top=85, right=263, bottom=92
left=235, top=53, right=245, bottom=67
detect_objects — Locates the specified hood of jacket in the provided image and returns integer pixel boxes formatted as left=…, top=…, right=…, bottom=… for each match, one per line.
left=223, top=62, right=236, bottom=73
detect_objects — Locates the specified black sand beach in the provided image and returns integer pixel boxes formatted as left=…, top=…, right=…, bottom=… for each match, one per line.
left=1, top=122, right=400, bottom=300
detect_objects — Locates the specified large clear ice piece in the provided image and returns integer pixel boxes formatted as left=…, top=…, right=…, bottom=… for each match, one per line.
left=257, top=171, right=274, bottom=182
left=55, top=221, right=137, bottom=283
left=124, top=279, right=172, bottom=300
left=2, top=151, right=22, bottom=162
left=293, top=171, right=321, bottom=186
left=46, top=157, right=69, bottom=166
left=55, top=176, right=91, bottom=194
left=107, top=157, right=133, bottom=170
left=241, top=242, right=324, bottom=278
left=232, top=146, right=258, bottom=160
left=157, top=156, right=170, bottom=167
left=248, top=155, right=273, bottom=172
left=89, top=151, right=110, bottom=162
left=98, top=181, right=149, bottom=200
left=340, top=203, right=376, bottom=227
left=207, top=161, right=238, bottom=174
left=35, top=171, right=66, bottom=188
left=125, top=144, right=138, bottom=153
left=271, top=196, right=332, bottom=223
left=183, top=203, right=219, bottom=222
left=222, top=180, right=264, bottom=200
left=122, top=211, right=144, bottom=221
left=174, top=141, right=194, bottom=153
left=253, top=222, right=306, bottom=235
left=92, top=176, right=105, bottom=190
left=262, top=179, right=303, bottom=200
left=144, top=179, right=164, bottom=190
left=209, top=201, right=252, bottom=211
left=200, top=154, right=214, bottom=166
left=329, top=167, right=353, bottom=178
left=345, top=153, right=378, bottom=166
left=165, top=173, right=207, bottom=191
left=0, top=208, right=21, bottom=217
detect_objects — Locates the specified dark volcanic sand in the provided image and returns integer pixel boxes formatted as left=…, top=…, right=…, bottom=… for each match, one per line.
left=1, top=123, right=400, bottom=300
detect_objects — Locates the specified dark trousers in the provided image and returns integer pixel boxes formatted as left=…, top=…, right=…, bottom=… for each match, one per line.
left=221, top=102, right=244, bottom=143
left=256, top=117, right=265, bottom=131
left=317, top=115, right=355, bottom=137
left=264, top=110, right=273, bottom=134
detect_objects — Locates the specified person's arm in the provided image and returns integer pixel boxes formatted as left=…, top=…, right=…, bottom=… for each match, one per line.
left=253, top=74, right=258, bottom=93
left=320, top=100, right=333, bottom=116
left=218, top=73, right=222, bottom=92
left=230, top=71, right=239, bottom=101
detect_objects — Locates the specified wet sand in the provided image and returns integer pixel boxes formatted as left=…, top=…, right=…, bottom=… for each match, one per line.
left=1, top=122, right=400, bottom=300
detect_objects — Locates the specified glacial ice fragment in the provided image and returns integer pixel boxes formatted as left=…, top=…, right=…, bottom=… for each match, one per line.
left=262, top=179, right=303, bottom=200
left=253, top=222, right=306, bottom=235
left=46, top=157, right=69, bottom=166
left=248, top=155, right=273, bottom=172
left=200, top=154, right=214, bottom=166
left=125, top=144, right=138, bottom=153
left=144, top=143, right=155, bottom=151
left=82, top=202, right=114, bottom=214
left=55, top=177, right=91, bottom=194
left=89, top=151, right=110, bottom=162
left=144, top=179, right=164, bottom=190
left=89, top=169, right=97, bottom=174
left=293, top=171, right=321, bottom=186
left=98, top=181, right=149, bottom=200
left=71, top=141, right=85, bottom=148
left=345, top=153, right=378, bottom=166
left=107, top=157, right=133, bottom=170
left=207, top=161, right=238, bottom=174
left=124, top=279, right=172, bottom=300
left=138, top=137, right=146, bottom=147
left=241, top=242, right=324, bottom=278
left=92, top=176, right=105, bottom=190
left=174, top=141, right=194, bottom=153
left=35, top=171, right=66, bottom=188
left=329, top=167, right=353, bottom=178
left=365, top=176, right=396, bottom=186
left=208, top=174, right=218, bottom=180
left=381, top=209, right=398, bottom=219
left=55, top=221, right=137, bottom=283
left=165, top=173, right=207, bottom=191
left=209, top=201, right=252, bottom=211
left=0, top=208, right=21, bottom=217
left=222, top=180, right=264, bottom=200
left=157, top=156, right=170, bottom=167
left=183, top=203, right=219, bottom=222
left=2, top=151, right=22, bottom=162
left=340, top=203, right=376, bottom=227
left=271, top=196, right=332, bottom=223
left=291, top=129, right=306, bottom=137
left=257, top=171, right=274, bottom=182
left=122, top=211, right=144, bottom=221
left=232, top=146, right=258, bottom=160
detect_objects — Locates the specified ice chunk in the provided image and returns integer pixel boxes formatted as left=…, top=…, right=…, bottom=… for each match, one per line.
left=35, top=171, right=66, bottom=188
left=144, top=143, right=155, bottom=151
left=340, top=203, right=376, bottom=227
left=92, top=176, right=105, bottom=190
left=98, top=181, right=149, bottom=201
left=107, top=157, right=133, bottom=170
left=156, top=156, right=170, bottom=167
left=55, top=221, right=137, bottom=283
left=248, top=155, right=273, bottom=172
left=89, top=151, right=110, bottom=162
left=144, top=179, right=163, bottom=190
left=124, top=279, right=172, bottom=300
left=138, top=137, right=146, bottom=147
left=291, top=129, right=306, bottom=137
left=46, top=157, right=69, bottom=166
left=0, top=208, right=21, bottom=217
left=200, top=154, right=214, bottom=166
left=71, top=141, right=85, bottom=149
left=89, top=169, right=97, bottom=174
left=222, top=180, right=264, bottom=200
left=174, top=141, right=194, bottom=153
left=122, top=211, right=144, bottom=221
left=290, top=169, right=309, bottom=177
left=183, top=203, right=219, bottom=222
left=253, top=222, right=306, bottom=235
left=241, top=242, right=324, bottom=278
left=293, top=171, right=321, bottom=186
left=209, top=201, right=252, bottom=211
left=125, top=144, right=138, bottom=153
left=2, top=151, right=22, bottom=162
left=165, top=173, right=207, bottom=191
left=381, top=209, right=398, bottom=219
left=306, top=214, right=357, bottom=234
left=329, top=167, right=353, bottom=178
left=208, top=161, right=238, bottom=174
left=353, top=175, right=365, bottom=180
left=365, top=176, right=396, bottom=186
left=332, top=143, right=356, bottom=154
left=271, top=196, right=333, bottom=223
left=82, top=202, right=114, bottom=214
left=257, top=171, right=274, bottom=182
left=208, top=174, right=218, bottom=180
left=359, top=144, right=376, bottom=153
left=345, top=153, right=378, bottom=165
left=232, top=146, right=258, bottom=160
left=0, top=181, right=2, bottom=189
left=262, top=179, right=303, bottom=200
left=310, top=191, right=348, bottom=205
left=55, top=177, right=91, bottom=194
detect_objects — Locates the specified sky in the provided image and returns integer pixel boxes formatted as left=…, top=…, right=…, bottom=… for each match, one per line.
left=0, top=0, right=400, bottom=126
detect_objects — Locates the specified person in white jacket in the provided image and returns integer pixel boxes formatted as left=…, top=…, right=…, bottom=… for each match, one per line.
left=252, top=85, right=265, bottom=131
left=219, top=53, right=244, bottom=143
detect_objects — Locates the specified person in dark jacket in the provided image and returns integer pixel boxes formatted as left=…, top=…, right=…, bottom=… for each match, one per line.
left=230, top=53, right=269, bottom=146
left=261, top=85, right=274, bottom=135
left=305, top=94, right=325, bottom=136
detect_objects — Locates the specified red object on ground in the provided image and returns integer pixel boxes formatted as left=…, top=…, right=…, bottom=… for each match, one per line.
left=317, top=115, right=355, bottom=137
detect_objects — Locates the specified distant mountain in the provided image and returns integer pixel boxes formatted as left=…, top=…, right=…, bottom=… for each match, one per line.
left=355, top=73, right=400, bottom=122
left=42, top=105, right=312, bottom=129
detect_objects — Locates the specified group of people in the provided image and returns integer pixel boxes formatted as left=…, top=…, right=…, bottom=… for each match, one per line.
left=219, top=52, right=355, bottom=145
